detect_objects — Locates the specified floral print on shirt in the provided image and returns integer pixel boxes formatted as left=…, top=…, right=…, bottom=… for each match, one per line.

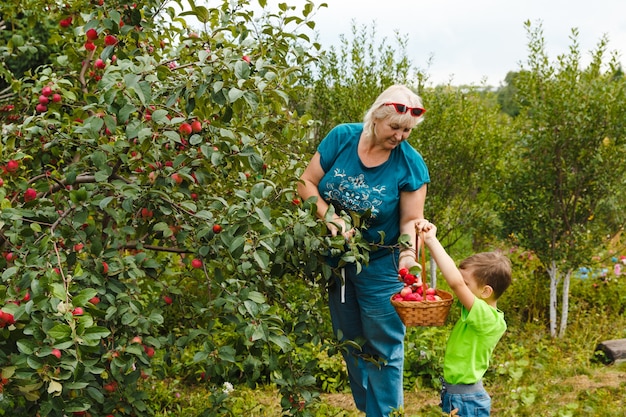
left=322, top=168, right=385, bottom=219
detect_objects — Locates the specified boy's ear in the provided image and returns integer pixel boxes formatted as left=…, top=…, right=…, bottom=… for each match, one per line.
left=480, top=285, right=494, bottom=300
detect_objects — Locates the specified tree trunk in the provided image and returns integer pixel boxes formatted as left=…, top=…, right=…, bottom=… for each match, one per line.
left=548, top=261, right=559, bottom=338
left=430, top=258, right=437, bottom=289
left=558, top=270, right=571, bottom=338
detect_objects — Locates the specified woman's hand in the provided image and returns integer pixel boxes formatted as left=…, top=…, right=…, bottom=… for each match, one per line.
left=398, top=256, right=423, bottom=286
left=327, top=217, right=355, bottom=240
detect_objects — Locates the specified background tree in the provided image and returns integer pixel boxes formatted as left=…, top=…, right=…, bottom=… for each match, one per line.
left=500, top=21, right=626, bottom=338
left=305, top=21, right=417, bottom=143
left=413, top=85, right=512, bottom=248
left=496, top=71, right=521, bottom=117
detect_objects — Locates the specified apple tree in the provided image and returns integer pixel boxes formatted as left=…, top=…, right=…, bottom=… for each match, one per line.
left=0, top=0, right=335, bottom=415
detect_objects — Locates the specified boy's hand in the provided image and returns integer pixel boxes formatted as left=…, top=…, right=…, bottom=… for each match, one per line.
left=415, top=219, right=436, bottom=240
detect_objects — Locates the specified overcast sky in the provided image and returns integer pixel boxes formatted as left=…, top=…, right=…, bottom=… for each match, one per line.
left=278, top=0, right=626, bottom=86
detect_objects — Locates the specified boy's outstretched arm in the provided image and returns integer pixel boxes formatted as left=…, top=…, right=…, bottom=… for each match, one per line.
left=416, top=220, right=475, bottom=311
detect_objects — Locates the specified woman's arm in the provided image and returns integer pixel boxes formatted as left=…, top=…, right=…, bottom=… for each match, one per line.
left=398, top=184, right=427, bottom=273
left=297, top=152, right=348, bottom=237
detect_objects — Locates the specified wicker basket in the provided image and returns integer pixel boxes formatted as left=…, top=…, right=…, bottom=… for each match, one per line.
left=391, top=288, right=453, bottom=327
left=391, top=230, right=454, bottom=327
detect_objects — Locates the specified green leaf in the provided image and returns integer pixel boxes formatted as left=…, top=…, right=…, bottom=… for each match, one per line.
left=73, top=289, right=99, bottom=307
left=103, top=115, right=117, bottom=134
left=82, top=327, right=111, bottom=344
left=118, top=103, right=137, bottom=124
left=247, top=291, right=266, bottom=304
left=91, top=151, right=107, bottom=170
left=218, top=346, right=236, bottom=363
left=65, top=382, right=89, bottom=390
left=153, top=222, right=171, bottom=235
left=1, top=367, right=16, bottom=379
left=250, top=324, right=266, bottom=341
left=16, top=339, right=37, bottom=354
left=50, top=283, right=67, bottom=300
left=48, top=324, right=71, bottom=340
left=228, top=88, right=244, bottom=103
left=235, top=60, right=250, bottom=79
left=99, top=196, right=115, bottom=209
left=151, top=109, right=170, bottom=123
left=86, top=386, right=105, bottom=403
left=269, top=334, right=291, bottom=352
left=227, top=236, right=245, bottom=256
left=253, top=250, right=270, bottom=270
left=1, top=266, right=18, bottom=280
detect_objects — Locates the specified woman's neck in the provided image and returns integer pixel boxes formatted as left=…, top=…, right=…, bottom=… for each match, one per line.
left=358, top=132, right=391, bottom=168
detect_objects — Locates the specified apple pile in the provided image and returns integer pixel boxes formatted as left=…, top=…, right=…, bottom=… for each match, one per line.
left=392, top=267, right=442, bottom=302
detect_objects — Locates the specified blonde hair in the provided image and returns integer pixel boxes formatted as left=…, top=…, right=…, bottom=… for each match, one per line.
left=362, top=85, right=425, bottom=138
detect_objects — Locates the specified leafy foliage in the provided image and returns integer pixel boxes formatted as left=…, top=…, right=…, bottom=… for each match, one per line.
left=305, top=21, right=418, bottom=141
left=412, top=85, right=513, bottom=250
left=2, top=1, right=626, bottom=416
left=0, top=0, right=338, bottom=415
left=499, top=21, right=626, bottom=336
left=501, top=21, right=626, bottom=268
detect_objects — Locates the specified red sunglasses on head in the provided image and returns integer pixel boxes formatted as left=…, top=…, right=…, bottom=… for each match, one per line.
left=384, top=102, right=425, bottom=117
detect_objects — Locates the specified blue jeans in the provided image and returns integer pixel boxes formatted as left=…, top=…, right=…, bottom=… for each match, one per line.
left=440, top=380, right=492, bottom=417
left=328, top=254, right=405, bottom=417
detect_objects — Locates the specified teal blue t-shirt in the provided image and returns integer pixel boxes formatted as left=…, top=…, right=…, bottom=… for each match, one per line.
left=317, top=123, right=430, bottom=252
left=443, top=298, right=507, bottom=384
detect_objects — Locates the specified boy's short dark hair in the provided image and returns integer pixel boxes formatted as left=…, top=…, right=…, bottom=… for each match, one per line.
left=459, top=251, right=512, bottom=299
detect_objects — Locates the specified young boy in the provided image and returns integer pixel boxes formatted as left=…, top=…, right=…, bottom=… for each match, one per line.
left=416, top=219, right=512, bottom=417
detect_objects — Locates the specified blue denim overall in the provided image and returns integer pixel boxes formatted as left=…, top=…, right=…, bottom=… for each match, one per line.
left=328, top=251, right=406, bottom=417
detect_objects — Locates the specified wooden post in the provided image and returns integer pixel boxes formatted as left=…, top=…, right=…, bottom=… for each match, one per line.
left=595, top=339, right=626, bottom=364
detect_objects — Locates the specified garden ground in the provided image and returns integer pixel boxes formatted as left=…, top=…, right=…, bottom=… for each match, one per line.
left=171, top=364, right=624, bottom=416
left=319, top=366, right=626, bottom=416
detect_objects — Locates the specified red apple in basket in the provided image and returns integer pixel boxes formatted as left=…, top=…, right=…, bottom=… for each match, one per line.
left=403, top=274, right=418, bottom=285
left=400, top=287, right=413, bottom=298
left=404, top=292, right=422, bottom=302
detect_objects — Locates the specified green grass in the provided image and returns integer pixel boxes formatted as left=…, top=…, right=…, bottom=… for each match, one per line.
left=148, top=313, right=626, bottom=416
left=148, top=244, right=626, bottom=416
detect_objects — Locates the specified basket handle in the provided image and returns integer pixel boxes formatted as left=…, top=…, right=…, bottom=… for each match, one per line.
left=416, top=229, right=427, bottom=289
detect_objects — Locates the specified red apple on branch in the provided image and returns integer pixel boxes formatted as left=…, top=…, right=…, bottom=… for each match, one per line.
left=179, top=122, right=193, bottom=136
left=6, top=160, right=19, bottom=172
left=104, top=35, right=118, bottom=46
left=171, top=173, right=183, bottom=184
left=191, top=120, right=202, bottom=133
left=86, top=28, right=98, bottom=40
left=24, top=188, right=37, bottom=202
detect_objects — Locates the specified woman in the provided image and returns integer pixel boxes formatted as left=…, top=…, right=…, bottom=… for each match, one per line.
left=297, top=85, right=430, bottom=416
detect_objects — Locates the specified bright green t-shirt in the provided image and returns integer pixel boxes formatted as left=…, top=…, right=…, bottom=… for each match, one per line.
left=443, top=298, right=506, bottom=385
